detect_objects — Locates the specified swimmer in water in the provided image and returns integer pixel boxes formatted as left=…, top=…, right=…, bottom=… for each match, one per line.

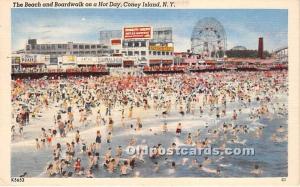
left=185, top=133, right=193, bottom=145
left=120, top=161, right=130, bottom=176
left=189, top=159, right=198, bottom=169
left=162, top=122, right=168, bottom=133
left=276, top=125, right=285, bottom=133
left=115, top=145, right=122, bottom=157
left=198, top=164, right=219, bottom=174
left=271, top=133, right=287, bottom=143
left=250, top=164, right=262, bottom=176
left=194, top=129, right=201, bottom=138
left=202, top=157, right=212, bottom=166
left=168, top=161, right=176, bottom=175
left=176, top=123, right=182, bottom=136
left=153, top=162, right=160, bottom=173
left=35, top=138, right=41, bottom=150
left=181, top=157, right=189, bottom=166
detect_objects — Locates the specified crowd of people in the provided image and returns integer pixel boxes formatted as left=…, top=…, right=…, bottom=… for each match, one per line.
left=11, top=69, right=288, bottom=177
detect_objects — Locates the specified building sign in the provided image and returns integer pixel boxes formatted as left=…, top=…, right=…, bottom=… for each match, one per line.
left=67, top=55, right=75, bottom=62
left=15, top=57, right=20, bottom=63
left=21, top=55, right=36, bottom=63
left=123, top=27, right=152, bottom=39
left=149, top=45, right=174, bottom=52
left=98, top=57, right=123, bottom=64
left=21, top=54, right=50, bottom=64
left=76, top=57, right=98, bottom=65
left=111, top=39, right=121, bottom=45
left=12, top=56, right=21, bottom=64
left=61, top=55, right=76, bottom=64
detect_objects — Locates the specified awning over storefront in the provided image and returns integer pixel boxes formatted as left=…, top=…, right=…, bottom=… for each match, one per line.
left=106, top=63, right=122, bottom=67
left=149, top=59, right=161, bottom=66
left=205, top=60, right=216, bottom=65
left=20, top=63, right=44, bottom=67
left=77, top=64, right=97, bottom=66
left=162, top=60, right=173, bottom=65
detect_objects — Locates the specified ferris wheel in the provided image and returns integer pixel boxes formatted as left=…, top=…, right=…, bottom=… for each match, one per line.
left=191, top=17, right=227, bottom=59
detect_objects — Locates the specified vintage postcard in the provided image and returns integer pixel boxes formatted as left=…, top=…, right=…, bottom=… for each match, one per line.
left=0, top=0, right=299, bottom=186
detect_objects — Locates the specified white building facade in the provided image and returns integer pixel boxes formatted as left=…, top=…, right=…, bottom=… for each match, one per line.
left=100, top=26, right=174, bottom=67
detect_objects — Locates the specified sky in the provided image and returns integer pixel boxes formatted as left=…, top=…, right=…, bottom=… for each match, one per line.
left=11, top=9, right=287, bottom=52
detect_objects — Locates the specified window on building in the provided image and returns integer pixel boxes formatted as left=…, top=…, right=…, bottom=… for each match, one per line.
left=36, top=45, right=40, bottom=50
left=85, top=45, right=90, bottom=49
left=128, top=42, right=133, bottom=47
left=51, top=45, right=55, bottom=50
left=46, top=45, right=50, bottom=50
left=97, top=45, right=101, bottom=48
left=85, top=51, right=90, bottom=54
left=128, top=51, right=133, bottom=56
left=91, top=45, right=96, bottom=49
left=134, top=51, right=139, bottom=55
left=153, top=51, right=157, bottom=55
left=134, top=42, right=139, bottom=47
left=166, top=52, right=169, bottom=55
left=63, top=44, right=67, bottom=49
left=58, top=44, right=62, bottom=49
left=141, top=41, right=146, bottom=47
left=162, top=52, right=165, bottom=55
left=73, top=45, right=78, bottom=49
left=91, top=51, right=96, bottom=54
left=97, top=50, right=102, bottom=53
left=141, top=51, right=146, bottom=56
left=41, top=45, right=45, bottom=50
left=79, top=45, right=84, bottom=49
left=157, top=51, right=161, bottom=55
left=74, top=51, right=78, bottom=54
left=149, top=51, right=152, bottom=55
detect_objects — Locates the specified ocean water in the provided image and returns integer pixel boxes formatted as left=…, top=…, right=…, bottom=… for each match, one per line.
left=11, top=77, right=288, bottom=178
left=11, top=109, right=287, bottom=178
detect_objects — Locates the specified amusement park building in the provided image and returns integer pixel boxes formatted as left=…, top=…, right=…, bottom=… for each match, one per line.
left=231, top=46, right=247, bottom=50
left=18, top=26, right=174, bottom=67
left=99, top=27, right=174, bottom=66
left=24, top=39, right=112, bottom=57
